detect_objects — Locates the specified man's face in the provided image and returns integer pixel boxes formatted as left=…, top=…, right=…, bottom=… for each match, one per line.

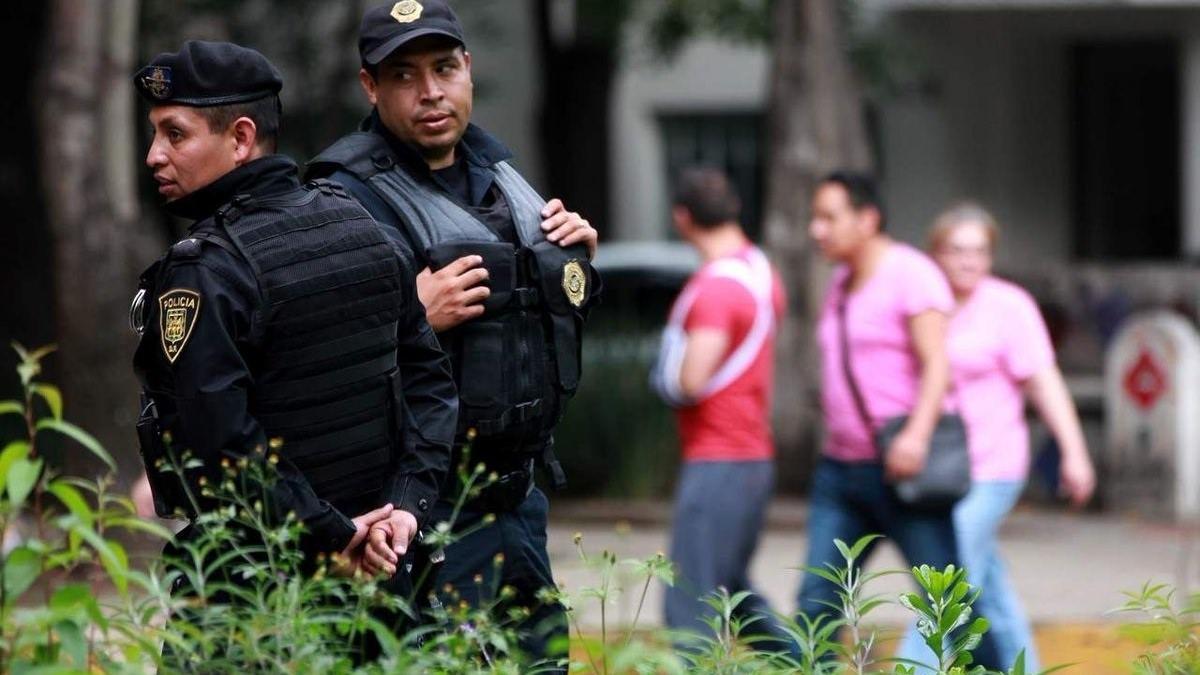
left=361, top=38, right=473, bottom=166
left=808, top=183, right=877, bottom=261
left=145, top=105, right=237, bottom=201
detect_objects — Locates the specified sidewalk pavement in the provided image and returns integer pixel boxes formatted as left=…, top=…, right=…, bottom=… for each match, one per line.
left=548, top=498, right=1198, bottom=671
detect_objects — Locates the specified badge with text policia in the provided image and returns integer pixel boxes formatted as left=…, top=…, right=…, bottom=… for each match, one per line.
left=562, top=260, right=586, bottom=308
left=159, top=289, right=200, bottom=364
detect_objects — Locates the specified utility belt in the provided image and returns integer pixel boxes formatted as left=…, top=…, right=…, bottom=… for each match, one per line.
left=445, top=439, right=565, bottom=512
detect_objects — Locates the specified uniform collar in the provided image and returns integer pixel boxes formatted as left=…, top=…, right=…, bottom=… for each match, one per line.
left=362, top=110, right=513, bottom=205
left=164, top=154, right=301, bottom=222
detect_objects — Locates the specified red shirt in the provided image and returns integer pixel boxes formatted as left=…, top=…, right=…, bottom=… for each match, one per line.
left=674, top=247, right=786, bottom=462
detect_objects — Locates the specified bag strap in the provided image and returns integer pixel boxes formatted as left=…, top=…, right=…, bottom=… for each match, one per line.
left=835, top=275, right=882, bottom=458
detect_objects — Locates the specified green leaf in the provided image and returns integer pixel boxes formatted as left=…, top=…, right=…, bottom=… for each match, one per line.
left=847, top=533, right=882, bottom=560
left=55, top=618, right=87, bottom=667
left=3, top=545, right=41, bottom=601
left=70, top=525, right=128, bottom=595
left=0, top=441, right=30, bottom=495
left=28, top=344, right=58, bottom=362
left=0, top=400, right=23, bottom=417
left=10, top=341, right=28, bottom=360
left=48, top=480, right=93, bottom=529
left=7, top=456, right=43, bottom=508
left=36, top=418, right=115, bottom=470
left=31, top=384, right=62, bottom=420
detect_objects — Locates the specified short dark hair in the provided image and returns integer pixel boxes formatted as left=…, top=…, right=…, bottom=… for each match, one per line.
left=820, top=170, right=886, bottom=230
left=672, top=167, right=741, bottom=229
left=195, top=95, right=281, bottom=152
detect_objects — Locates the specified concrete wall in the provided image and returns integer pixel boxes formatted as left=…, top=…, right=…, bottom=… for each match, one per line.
left=609, top=37, right=769, bottom=241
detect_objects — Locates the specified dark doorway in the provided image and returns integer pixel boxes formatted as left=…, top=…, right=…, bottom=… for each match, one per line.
left=1070, top=41, right=1181, bottom=260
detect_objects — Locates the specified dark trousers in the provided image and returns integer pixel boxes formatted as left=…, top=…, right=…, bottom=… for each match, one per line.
left=431, top=486, right=567, bottom=672
left=664, top=460, right=792, bottom=653
left=797, top=458, right=1002, bottom=669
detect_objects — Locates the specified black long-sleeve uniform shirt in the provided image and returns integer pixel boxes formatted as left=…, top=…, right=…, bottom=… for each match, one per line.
left=133, top=155, right=458, bottom=555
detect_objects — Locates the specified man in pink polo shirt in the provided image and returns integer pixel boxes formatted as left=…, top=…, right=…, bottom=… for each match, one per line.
left=652, top=168, right=789, bottom=651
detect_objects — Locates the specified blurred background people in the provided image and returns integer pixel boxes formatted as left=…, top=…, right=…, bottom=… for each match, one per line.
left=652, top=168, right=789, bottom=650
left=797, top=171, right=999, bottom=669
left=894, top=203, right=1097, bottom=672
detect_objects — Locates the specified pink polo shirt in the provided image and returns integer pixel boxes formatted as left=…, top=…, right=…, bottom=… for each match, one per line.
left=816, top=243, right=954, bottom=462
left=948, top=276, right=1055, bottom=481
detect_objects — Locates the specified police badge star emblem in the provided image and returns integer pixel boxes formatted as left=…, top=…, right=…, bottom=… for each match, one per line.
left=562, top=260, right=587, bottom=308
left=141, top=66, right=172, bottom=100
left=158, top=289, right=200, bottom=364
left=391, top=0, right=423, bottom=23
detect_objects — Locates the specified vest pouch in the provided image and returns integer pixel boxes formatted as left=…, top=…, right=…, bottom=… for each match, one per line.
left=426, top=241, right=517, bottom=317
left=456, top=319, right=515, bottom=414
left=529, top=241, right=592, bottom=394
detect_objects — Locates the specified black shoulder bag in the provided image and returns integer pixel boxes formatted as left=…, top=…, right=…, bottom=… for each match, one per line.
left=836, top=280, right=971, bottom=510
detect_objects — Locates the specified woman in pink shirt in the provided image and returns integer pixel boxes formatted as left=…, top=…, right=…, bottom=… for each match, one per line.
left=895, top=203, right=1096, bottom=672
left=797, top=172, right=1001, bottom=670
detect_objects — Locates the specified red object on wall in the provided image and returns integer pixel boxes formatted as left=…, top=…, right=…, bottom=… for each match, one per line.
left=1123, top=349, right=1168, bottom=411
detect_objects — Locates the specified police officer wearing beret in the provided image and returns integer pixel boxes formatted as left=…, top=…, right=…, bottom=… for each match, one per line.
left=307, top=1, right=601, bottom=667
left=130, top=41, right=458, bottom=584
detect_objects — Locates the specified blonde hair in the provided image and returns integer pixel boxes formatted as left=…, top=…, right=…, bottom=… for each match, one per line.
left=928, top=201, right=999, bottom=252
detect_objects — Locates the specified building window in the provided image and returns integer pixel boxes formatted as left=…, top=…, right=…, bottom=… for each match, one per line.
left=1070, top=41, right=1181, bottom=260
left=659, top=111, right=765, bottom=240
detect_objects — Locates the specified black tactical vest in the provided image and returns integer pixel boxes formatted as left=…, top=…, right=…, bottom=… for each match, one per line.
left=209, top=180, right=406, bottom=510
left=310, top=133, right=597, bottom=456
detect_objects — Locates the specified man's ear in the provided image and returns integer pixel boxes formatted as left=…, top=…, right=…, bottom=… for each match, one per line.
left=359, top=68, right=379, bottom=106
left=231, top=116, right=260, bottom=164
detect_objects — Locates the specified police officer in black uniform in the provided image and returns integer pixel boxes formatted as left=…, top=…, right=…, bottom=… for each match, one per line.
left=130, top=41, right=457, bottom=590
left=307, top=2, right=600, bottom=667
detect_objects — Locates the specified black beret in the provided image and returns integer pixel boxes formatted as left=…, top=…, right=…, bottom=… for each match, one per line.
left=359, top=0, right=465, bottom=66
left=134, top=40, right=282, bottom=107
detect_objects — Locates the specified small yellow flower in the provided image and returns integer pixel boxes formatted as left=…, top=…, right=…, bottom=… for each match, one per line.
left=268, top=437, right=284, bottom=450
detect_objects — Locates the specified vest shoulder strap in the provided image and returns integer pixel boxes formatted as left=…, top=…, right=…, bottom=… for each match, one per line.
left=306, top=132, right=396, bottom=182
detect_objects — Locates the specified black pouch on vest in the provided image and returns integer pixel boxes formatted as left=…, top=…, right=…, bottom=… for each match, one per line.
left=426, top=241, right=517, bottom=316
left=529, top=241, right=592, bottom=394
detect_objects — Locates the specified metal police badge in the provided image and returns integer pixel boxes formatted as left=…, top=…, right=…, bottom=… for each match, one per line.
left=562, top=260, right=587, bottom=308
left=158, top=289, right=200, bottom=364
left=140, top=66, right=172, bottom=100
left=391, top=0, right=423, bottom=23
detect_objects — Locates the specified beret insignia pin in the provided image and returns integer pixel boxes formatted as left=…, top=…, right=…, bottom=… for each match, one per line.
left=391, top=0, right=423, bottom=23
left=562, top=260, right=586, bottom=308
left=159, top=289, right=200, bottom=364
left=141, top=66, right=172, bottom=100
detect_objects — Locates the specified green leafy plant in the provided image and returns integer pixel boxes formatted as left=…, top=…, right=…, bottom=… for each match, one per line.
left=1114, top=581, right=1200, bottom=674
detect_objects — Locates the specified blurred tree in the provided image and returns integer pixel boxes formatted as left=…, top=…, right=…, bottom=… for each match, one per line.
left=761, top=0, right=873, bottom=478
left=36, top=0, right=164, bottom=480
left=534, top=0, right=637, bottom=239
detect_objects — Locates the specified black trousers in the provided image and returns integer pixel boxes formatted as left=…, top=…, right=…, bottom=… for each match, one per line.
left=430, top=486, right=567, bottom=672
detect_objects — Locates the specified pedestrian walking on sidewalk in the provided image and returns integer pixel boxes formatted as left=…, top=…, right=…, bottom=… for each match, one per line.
left=796, top=171, right=1001, bottom=669
left=651, top=167, right=790, bottom=652
left=893, top=202, right=1096, bottom=672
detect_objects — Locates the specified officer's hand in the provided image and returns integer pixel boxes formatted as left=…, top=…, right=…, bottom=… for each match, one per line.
left=331, top=503, right=393, bottom=578
left=417, top=255, right=490, bottom=332
left=541, top=198, right=597, bottom=260
left=362, top=509, right=419, bottom=578
left=884, top=430, right=929, bottom=481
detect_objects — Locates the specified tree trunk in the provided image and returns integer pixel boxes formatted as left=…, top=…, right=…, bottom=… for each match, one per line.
left=534, top=0, right=625, bottom=237
left=763, top=0, right=873, bottom=489
left=36, top=0, right=161, bottom=481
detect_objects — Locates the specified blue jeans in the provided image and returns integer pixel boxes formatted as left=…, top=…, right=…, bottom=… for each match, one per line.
left=664, top=460, right=792, bottom=652
left=797, top=459, right=1001, bottom=669
left=895, top=480, right=1038, bottom=672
